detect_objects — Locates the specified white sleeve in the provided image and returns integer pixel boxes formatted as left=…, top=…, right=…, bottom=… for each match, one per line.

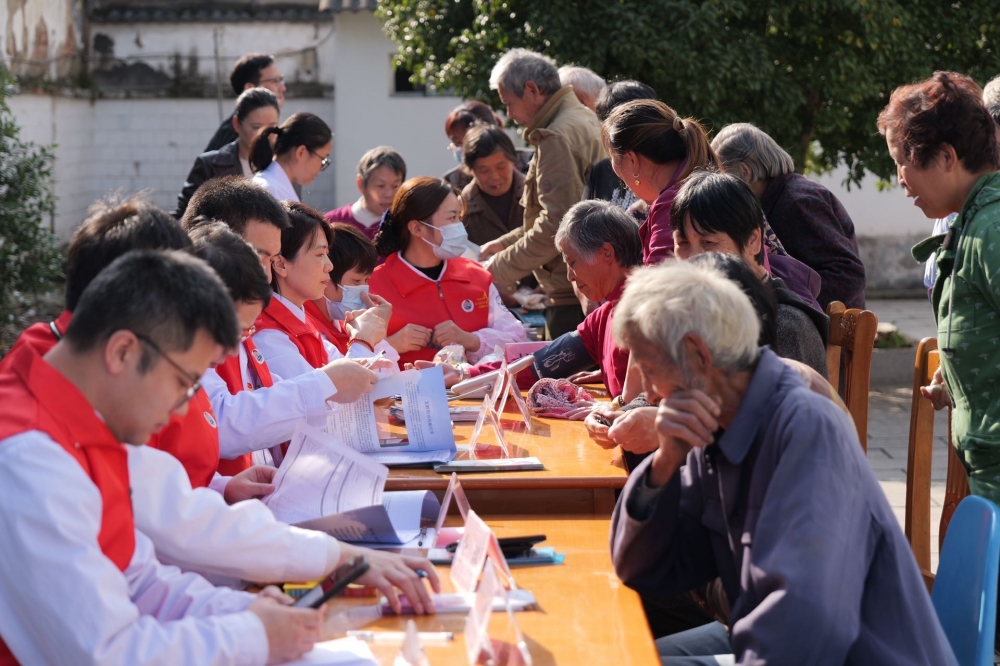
left=0, top=432, right=268, bottom=666
left=468, top=284, right=530, bottom=363
left=209, top=472, right=231, bottom=495
left=251, top=328, right=319, bottom=381
left=202, top=365, right=336, bottom=458
left=129, top=445, right=336, bottom=584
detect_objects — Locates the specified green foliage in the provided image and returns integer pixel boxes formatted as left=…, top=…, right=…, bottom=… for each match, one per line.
left=0, top=67, right=63, bottom=324
left=378, top=0, right=1000, bottom=186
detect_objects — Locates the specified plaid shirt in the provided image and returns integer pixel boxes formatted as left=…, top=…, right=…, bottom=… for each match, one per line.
left=761, top=173, right=866, bottom=309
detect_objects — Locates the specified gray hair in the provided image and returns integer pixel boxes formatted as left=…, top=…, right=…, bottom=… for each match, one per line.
left=357, top=146, right=407, bottom=186
left=558, top=65, right=606, bottom=101
left=712, top=123, right=795, bottom=183
left=489, top=48, right=561, bottom=97
left=984, top=74, right=1000, bottom=108
left=613, top=260, right=760, bottom=373
left=555, top=200, right=642, bottom=268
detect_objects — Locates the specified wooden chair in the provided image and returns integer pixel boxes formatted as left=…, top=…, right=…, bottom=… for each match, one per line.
left=905, top=337, right=939, bottom=587
left=825, top=302, right=878, bottom=451
left=940, top=419, right=970, bottom=552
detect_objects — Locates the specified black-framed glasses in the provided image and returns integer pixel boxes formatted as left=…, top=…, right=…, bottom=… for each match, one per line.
left=309, top=149, right=331, bottom=171
left=133, top=332, right=202, bottom=411
left=258, top=75, right=285, bottom=85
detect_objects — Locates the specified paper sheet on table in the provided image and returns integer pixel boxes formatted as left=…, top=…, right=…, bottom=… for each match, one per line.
left=283, top=637, right=377, bottom=665
left=295, top=490, right=440, bottom=545
left=327, top=367, right=455, bottom=461
left=263, top=423, right=387, bottom=525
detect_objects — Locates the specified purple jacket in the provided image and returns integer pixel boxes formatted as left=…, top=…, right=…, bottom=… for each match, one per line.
left=611, top=349, right=955, bottom=665
left=761, top=173, right=866, bottom=309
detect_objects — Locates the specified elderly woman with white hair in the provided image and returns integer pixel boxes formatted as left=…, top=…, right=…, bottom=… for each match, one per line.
left=712, top=123, right=866, bottom=309
left=558, top=64, right=606, bottom=112
left=609, top=260, right=954, bottom=665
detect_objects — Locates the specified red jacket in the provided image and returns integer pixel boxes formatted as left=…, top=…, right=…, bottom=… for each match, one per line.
left=369, top=254, right=492, bottom=366
left=255, top=297, right=328, bottom=370
left=213, top=337, right=276, bottom=476
left=4, top=311, right=220, bottom=489
left=0, top=344, right=136, bottom=665
left=304, top=300, right=350, bottom=355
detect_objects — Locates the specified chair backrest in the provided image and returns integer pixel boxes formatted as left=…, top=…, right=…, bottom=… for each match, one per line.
left=825, top=303, right=879, bottom=451
left=941, top=419, right=971, bottom=552
left=905, top=338, right=939, bottom=582
left=932, top=495, right=1000, bottom=666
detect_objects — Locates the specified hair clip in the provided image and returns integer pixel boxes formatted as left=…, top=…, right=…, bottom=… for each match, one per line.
left=378, top=210, right=393, bottom=232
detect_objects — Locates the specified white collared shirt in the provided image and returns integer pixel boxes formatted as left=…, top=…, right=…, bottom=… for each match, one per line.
left=252, top=161, right=299, bottom=202
left=350, top=197, right=381, bottom=229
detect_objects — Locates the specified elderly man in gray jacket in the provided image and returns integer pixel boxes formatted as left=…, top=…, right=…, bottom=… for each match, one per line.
left=610, top=260, right=955, bottom=665
left=480, top=48, right=604, bottom=340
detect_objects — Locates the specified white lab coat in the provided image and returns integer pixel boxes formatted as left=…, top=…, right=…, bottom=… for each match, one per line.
left=129, top=445, right=336, bottom=584
left=251, top=161, right=299, bottom=202
left=0, top=431, right=269, bottom=666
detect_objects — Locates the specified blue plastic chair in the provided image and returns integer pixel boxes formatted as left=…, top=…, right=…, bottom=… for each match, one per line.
left=932, top=495, right=1000, bottom=666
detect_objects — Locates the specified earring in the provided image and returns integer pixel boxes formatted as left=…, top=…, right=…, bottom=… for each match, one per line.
left=633, top=173, right=640, bottom=186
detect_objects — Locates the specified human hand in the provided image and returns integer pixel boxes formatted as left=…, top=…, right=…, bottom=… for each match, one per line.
left=567, top=369, right=603, bottom=385
left=257, top=584, right=295, bottom=606
left=649, top=389, right=721, bottom=487
left=407, top=360, right=461, bottom=387
left=338, top=543, right=440, bottom=615
left=387, top=324, right=433, bottom=353
left=361, top=292, right=392, bottom=322
left=585, top=408, right=621, bottom=449
left=223, top=465, right=278, bottom=504
left=345, top=309, right=387, bottom=347
left=248, top=597, right=323, bottom=665
left=608, top=407, right=659, bottom=454
left=479, top=240, right=505, bottom=261
left=432, top=320, right=479, bottom=351
left=920, top=367, right=952, bottom=411
left=322, top=358, right=377, bottom=404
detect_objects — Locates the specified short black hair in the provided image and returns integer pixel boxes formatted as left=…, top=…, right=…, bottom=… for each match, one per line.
left=461, top=123, right=517, bottom=171
left=595, top=79, right=656, bottom=123
left=328, top=222, right=377, bottom=285
left=671, top=170, right=766, bottom=264
left=688, top=252, right=777, bottom=348
left=276, top=202, right=332, bottom=290
left=189, top=219, right=272, bottom=308
left=65, top=249, right=239, bottom=371
left=230, top=53, right=274, bottom=95
left=234, top=87, right=280, bottom=123
left=182, top=176, right=289, bottom=234
left=250, top=112, right=331, bottom=173
left=65, top=195, right=192, bottom=312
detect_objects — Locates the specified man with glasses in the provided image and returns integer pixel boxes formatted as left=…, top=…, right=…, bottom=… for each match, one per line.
left=205, top=53, right=287, bottom=152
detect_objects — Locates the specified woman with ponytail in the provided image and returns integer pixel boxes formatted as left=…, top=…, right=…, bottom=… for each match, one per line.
left=370, top=177, right=526, bottom=366
left=602, top=100, right=717, bottom=265
left=250, top=112, right=332, bottom=202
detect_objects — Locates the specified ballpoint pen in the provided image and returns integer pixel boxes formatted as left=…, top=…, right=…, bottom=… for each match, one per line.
left=361, top=349, right=387, bottom=368
left=417, top=527, right=428, bottom=547
left=347, top=630, right=454, bottom=643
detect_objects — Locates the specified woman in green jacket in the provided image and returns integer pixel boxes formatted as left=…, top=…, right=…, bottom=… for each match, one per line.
left=878, top=71, right=1000, bottom=502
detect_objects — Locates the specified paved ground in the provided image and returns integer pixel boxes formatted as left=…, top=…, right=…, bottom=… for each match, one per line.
left=864, top=299, right=947, bottom=571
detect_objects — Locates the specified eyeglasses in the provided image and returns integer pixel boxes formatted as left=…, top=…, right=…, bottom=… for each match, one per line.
left=133, top=332, right=203, bottom=411
left=309, top=149, right=331, bottom=171
left=258, top=75, right=285, bottom=85
left=239, top=324, right=256, bottom=342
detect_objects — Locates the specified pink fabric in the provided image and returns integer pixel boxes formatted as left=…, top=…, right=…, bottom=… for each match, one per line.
left=324, top=204, right=378, bottom=241
left=575, top=279, right=628, bottom=396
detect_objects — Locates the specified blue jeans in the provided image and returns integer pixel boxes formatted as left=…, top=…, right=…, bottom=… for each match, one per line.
left=656, top=621, right=734, bottom=665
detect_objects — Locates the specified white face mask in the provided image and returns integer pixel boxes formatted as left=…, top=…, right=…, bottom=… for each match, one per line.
left=339, top=284, right=369, bottom=312
left=421, top=221, right=469, bottom=260
left=326, top=298, right=348, bottom=322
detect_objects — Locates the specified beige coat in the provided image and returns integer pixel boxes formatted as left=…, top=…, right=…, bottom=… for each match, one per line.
left=488, top=86, right=604, bottom=306
left=462, top=169, right=526, bottom=246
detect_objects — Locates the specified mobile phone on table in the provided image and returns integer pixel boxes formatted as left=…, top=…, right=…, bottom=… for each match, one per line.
left=292, top=555, right=370, bottom=608
left=446, top=535, right=546, bottom=559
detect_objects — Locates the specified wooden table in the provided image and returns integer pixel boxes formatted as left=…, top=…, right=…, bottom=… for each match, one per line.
left=324, top=516, right=659, bottom=666
left=385, top=398, right=628, bottom=515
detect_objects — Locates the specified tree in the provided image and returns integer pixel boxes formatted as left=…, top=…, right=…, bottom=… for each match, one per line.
left=0, top=67, right=62, bottom=326
left=379, top=0, right=1000, bottom=186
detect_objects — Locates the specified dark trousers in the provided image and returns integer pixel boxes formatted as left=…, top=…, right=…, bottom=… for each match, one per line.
left=544, top=303, right=585, bottom=340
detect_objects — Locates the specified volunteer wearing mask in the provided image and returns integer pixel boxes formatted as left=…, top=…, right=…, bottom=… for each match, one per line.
left=370, top=177, right=527, bottom=366
left=307, top=222, right=381, bottom=351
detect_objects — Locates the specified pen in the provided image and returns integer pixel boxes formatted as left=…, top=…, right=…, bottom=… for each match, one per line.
left=417, top=527, right=428, bottom=547
left=347, top=630, right=454, bottom=643
left=361, top=350, right=387, bottom=368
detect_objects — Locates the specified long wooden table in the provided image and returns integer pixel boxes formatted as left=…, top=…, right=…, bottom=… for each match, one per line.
left=323, top=516, right=659, bottom=665
left=385, top=399, right=629, bottom=515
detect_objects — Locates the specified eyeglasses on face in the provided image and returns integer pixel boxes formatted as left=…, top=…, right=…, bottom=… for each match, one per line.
left=309, top=149, right=331, bottom=171
left=258, top=75, right=285, bottom=85
left=132, top=332, right=203, bottom=411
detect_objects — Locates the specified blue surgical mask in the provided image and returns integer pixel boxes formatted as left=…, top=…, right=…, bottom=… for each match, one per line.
left=340, top=284, right=370, bottom=312
left=421, top=221, right=469, bottom=260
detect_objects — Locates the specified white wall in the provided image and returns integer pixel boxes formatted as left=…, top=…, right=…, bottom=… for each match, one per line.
left=814, top=165, right=932, bottom=238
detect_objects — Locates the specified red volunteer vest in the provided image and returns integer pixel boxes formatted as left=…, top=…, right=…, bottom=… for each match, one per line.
left=5, top=311, right=220, bottom=489
left=213, top=337, right=276, bottom=475
left=0, top=345, right=136, bottom=666
left=369, top=254, right=492, bottom=366
left=255, top=297, right=329, bottom=369
left=305, top=300, right=350, bottom=355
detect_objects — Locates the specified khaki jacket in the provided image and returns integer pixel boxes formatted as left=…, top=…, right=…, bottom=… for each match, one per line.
left=462, top=170, right=526, bottom=246
left=489, top=86, right=604, bottom=306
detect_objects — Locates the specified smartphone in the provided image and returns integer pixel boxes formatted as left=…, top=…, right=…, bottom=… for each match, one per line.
left=446, top=535, right=546, bottom=559
left=292, top=555, right=370, bottom=608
